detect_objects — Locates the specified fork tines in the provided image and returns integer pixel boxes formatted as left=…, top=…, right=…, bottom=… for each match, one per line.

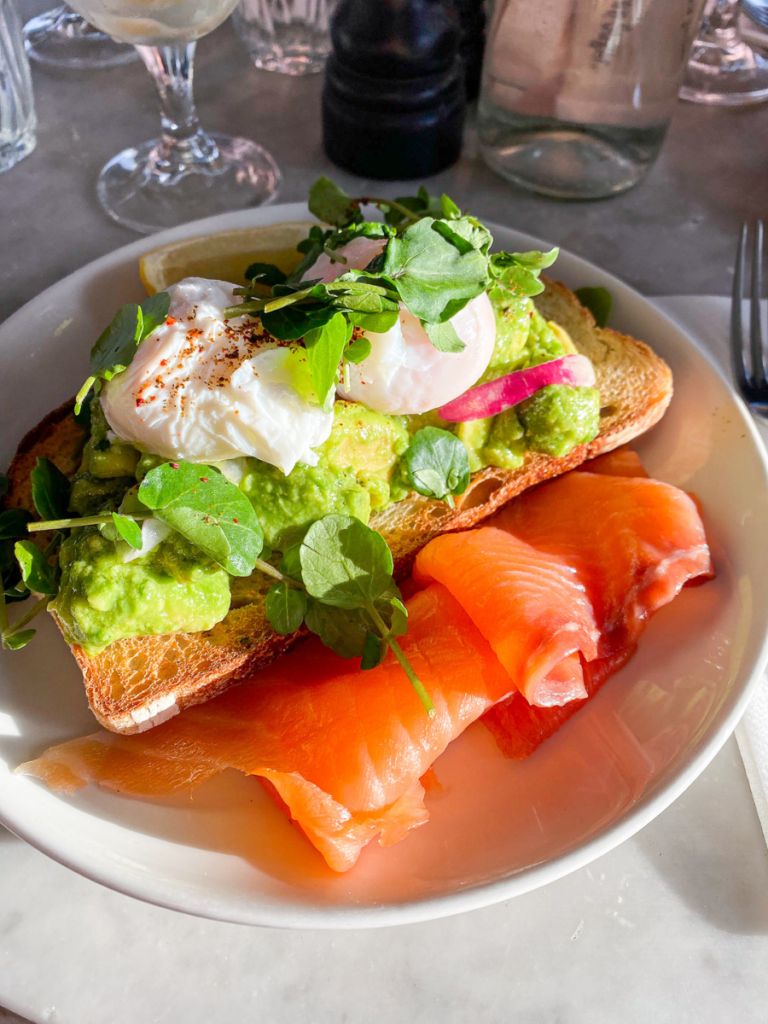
left=732, top=221, right=768, bottom=411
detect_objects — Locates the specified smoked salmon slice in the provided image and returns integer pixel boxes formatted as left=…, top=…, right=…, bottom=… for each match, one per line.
left=493, top=470, right=712, bottom=656
left=18, top=583, right=519, bottom=873
left=413, top=527, right=600, bottom=707
left=483, top=453, right=712, bottom=759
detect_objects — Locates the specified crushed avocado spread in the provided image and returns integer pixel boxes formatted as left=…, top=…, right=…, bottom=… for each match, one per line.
left=52, top=287, right=599, bottom=655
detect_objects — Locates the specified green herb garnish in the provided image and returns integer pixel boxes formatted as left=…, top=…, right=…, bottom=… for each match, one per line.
left=405, top=427, right=471, bottom=508
left=75, top=292, right=171, bottom=414
left=111, top=512, right=143, bottom=550
left=137, top=462, right=263, bottom=577
left=263, top=514, right=434, bottom=716
left=574, top=286, right=612, bottom=328
left=30, top=457, right=70, bottom=521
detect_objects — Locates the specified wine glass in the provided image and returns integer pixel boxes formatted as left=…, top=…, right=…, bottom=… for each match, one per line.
left=64, top=0, right=281, bottom=233
left=23, top=5, right=137, bottom=70
left=680, top=0, right=768, bottom=105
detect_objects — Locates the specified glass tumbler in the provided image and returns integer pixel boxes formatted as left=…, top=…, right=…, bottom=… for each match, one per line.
left=478, top=0, right=706, bottom=200
left=233, top=0, right=337, bottom=74
left=0, top=0, right=36, bottom=174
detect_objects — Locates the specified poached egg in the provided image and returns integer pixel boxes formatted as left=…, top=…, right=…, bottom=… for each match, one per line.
left=303, top=237, right=497, bottom=415
left=101, top=278, right=333, bottom=476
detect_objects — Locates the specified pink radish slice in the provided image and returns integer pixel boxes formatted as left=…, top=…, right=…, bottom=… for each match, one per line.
left=438, top=354, right=596, bottom=423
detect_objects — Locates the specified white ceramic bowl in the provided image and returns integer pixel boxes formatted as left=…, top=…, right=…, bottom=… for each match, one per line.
left=1, top=204, right=767, bottom=929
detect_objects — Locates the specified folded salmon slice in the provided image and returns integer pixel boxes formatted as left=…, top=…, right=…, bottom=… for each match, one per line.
left=19, top=583, right=519, bottom=873
left=493, top=470, right=712, bottom=655
left=413, top=527, right=600, bottom=707
left=483, top=456, right=713, bottom=758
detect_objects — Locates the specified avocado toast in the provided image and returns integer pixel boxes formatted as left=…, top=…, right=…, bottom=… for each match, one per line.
left=1, top=181, right=672, bottom=733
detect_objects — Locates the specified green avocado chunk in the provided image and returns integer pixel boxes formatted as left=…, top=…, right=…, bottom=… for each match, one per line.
left=51, top=529, right=231, bottom=656
left=240, top=401, right=410, bottom=551
left=519, top=385, right=601, bottom=458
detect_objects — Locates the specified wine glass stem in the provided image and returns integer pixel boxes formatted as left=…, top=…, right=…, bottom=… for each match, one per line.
left=136, top=42, right=218, bottom=171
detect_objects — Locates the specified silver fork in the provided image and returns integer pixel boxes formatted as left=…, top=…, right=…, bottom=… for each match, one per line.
left=732, top=221, right=768, bottom=418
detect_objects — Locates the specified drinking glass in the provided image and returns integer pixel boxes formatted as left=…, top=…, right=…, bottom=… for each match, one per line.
left=23, top=5, right=137, bottom=69
left=232, top=0, right=336, bottom=74
left=64, top=0, right=281, bottom=233
left=478, top=0, right=706, bottom=200
left=1, top=0, right=37, bottom=173
left=680, top=0, right=768, bottom=105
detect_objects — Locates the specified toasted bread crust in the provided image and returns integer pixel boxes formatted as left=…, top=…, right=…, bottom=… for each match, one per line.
left=4, top=277, right=672, bottom=733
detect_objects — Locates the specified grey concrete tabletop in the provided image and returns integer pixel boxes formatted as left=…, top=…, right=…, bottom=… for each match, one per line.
left=2, top=5, right=768, bottom=1023
left=2, top=1, right=768, bottom=327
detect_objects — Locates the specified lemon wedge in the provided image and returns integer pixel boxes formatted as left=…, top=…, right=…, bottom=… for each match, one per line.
left=138, top=221, right=317, bottom=295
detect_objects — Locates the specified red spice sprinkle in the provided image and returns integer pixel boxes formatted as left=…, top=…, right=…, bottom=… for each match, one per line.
left=165, top=317, right=177, bottom=325
left=200, top=477, right=208, bottom=482
left=171, top=463, right=180, bottom=469
left=233, top=518, right=238, bottom=524
left=160, top=359, right=168, bottom=367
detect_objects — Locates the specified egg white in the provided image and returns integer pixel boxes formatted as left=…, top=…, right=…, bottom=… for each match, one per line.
left=101, top=278, right=333, bottom=476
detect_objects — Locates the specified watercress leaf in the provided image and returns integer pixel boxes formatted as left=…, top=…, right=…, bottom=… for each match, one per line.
left=327, top=223, right=394, bottom=251
left=390, top=595, right=408, bottom=637
left=346, top=311, right=399, bottom=335
left=405, top=427, right=471, bottom=503
left=73, top=390, right=94, bottom=428
left=495, top=263, right=546, bottom=298
left=422, top=319, right=466, bottom=353
left=344, top=336, right=372, bottom=364
left=297, top=225, right=331, bottom=254
left=75, top=305, right=140, bottom=414
left=139, top=292, right=171, bottom=340
left=112, top=513, right=143, bottom=550
left=265, top=581, right=307, bottom=635
left=138, top=462, right=263, bottom=577
left=440, top=193, right=462, bottom=220
left=308, top=176, right=361, bottom=227
left=299, top=514, right=393, bottom=609
left=279, top=543, right=303, bottom=581
left=30, top=457, right=70, bottom=521
left=360, top=631, right=385, bottom=670
left=0, top=508, right=33, bottom=541
left=261, top=303, right=337, bottom=341
left=14, top=540, right=58, bottom=595
left=382, top=218, right=488, bottom=324
left=430, top=219, right=475, bottom=256
left=0, top=475, right=7, bottom=498
left=448, top=216, right=493, bottom=256
left=304, top=312, right=349, bottom=413
left=304, top=600, right=369, bottom=659
left=244, top=262, right=287, bottom=287
left=4, top=586, right=31, bottom=605
left=384, top=194, right=426, bottom=227
left=509, top=248, right=559, bottom=271
left=333, top=289, right=398, bottom=314
left=574, top=286, right=613, bottom=328
left=3, top=629, right=36, bottom=650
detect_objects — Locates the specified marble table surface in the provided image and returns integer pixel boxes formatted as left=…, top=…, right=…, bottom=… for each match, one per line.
left=4, top=5, right=768, bottom=1020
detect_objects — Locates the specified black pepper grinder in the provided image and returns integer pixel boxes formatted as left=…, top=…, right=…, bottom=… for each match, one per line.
left=453, top=0, right=486, bottom=101
left=322, top=0, right=466, bottom=181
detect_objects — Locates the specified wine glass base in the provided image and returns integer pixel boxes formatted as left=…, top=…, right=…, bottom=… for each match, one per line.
left=680, top=41, right=768, bottom=106
left=96, top=133, right=282, bottom=234
left=23, top=6, right=137, bottom=70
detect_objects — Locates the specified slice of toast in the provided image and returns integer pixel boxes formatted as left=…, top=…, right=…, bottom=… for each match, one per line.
left=3, top=277, right=672, bottom=734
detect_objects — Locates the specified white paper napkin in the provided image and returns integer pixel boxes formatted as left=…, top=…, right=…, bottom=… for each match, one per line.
left=652, top=295, right=768, bottom=845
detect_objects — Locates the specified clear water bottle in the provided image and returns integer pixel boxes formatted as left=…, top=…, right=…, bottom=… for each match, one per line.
left=0, top=0, right=37, bottom=173
left=478, top=0, right=705, bottom=200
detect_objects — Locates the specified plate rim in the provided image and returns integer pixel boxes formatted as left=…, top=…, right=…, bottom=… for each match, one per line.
left=2, top=203, right=768, bottom=929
